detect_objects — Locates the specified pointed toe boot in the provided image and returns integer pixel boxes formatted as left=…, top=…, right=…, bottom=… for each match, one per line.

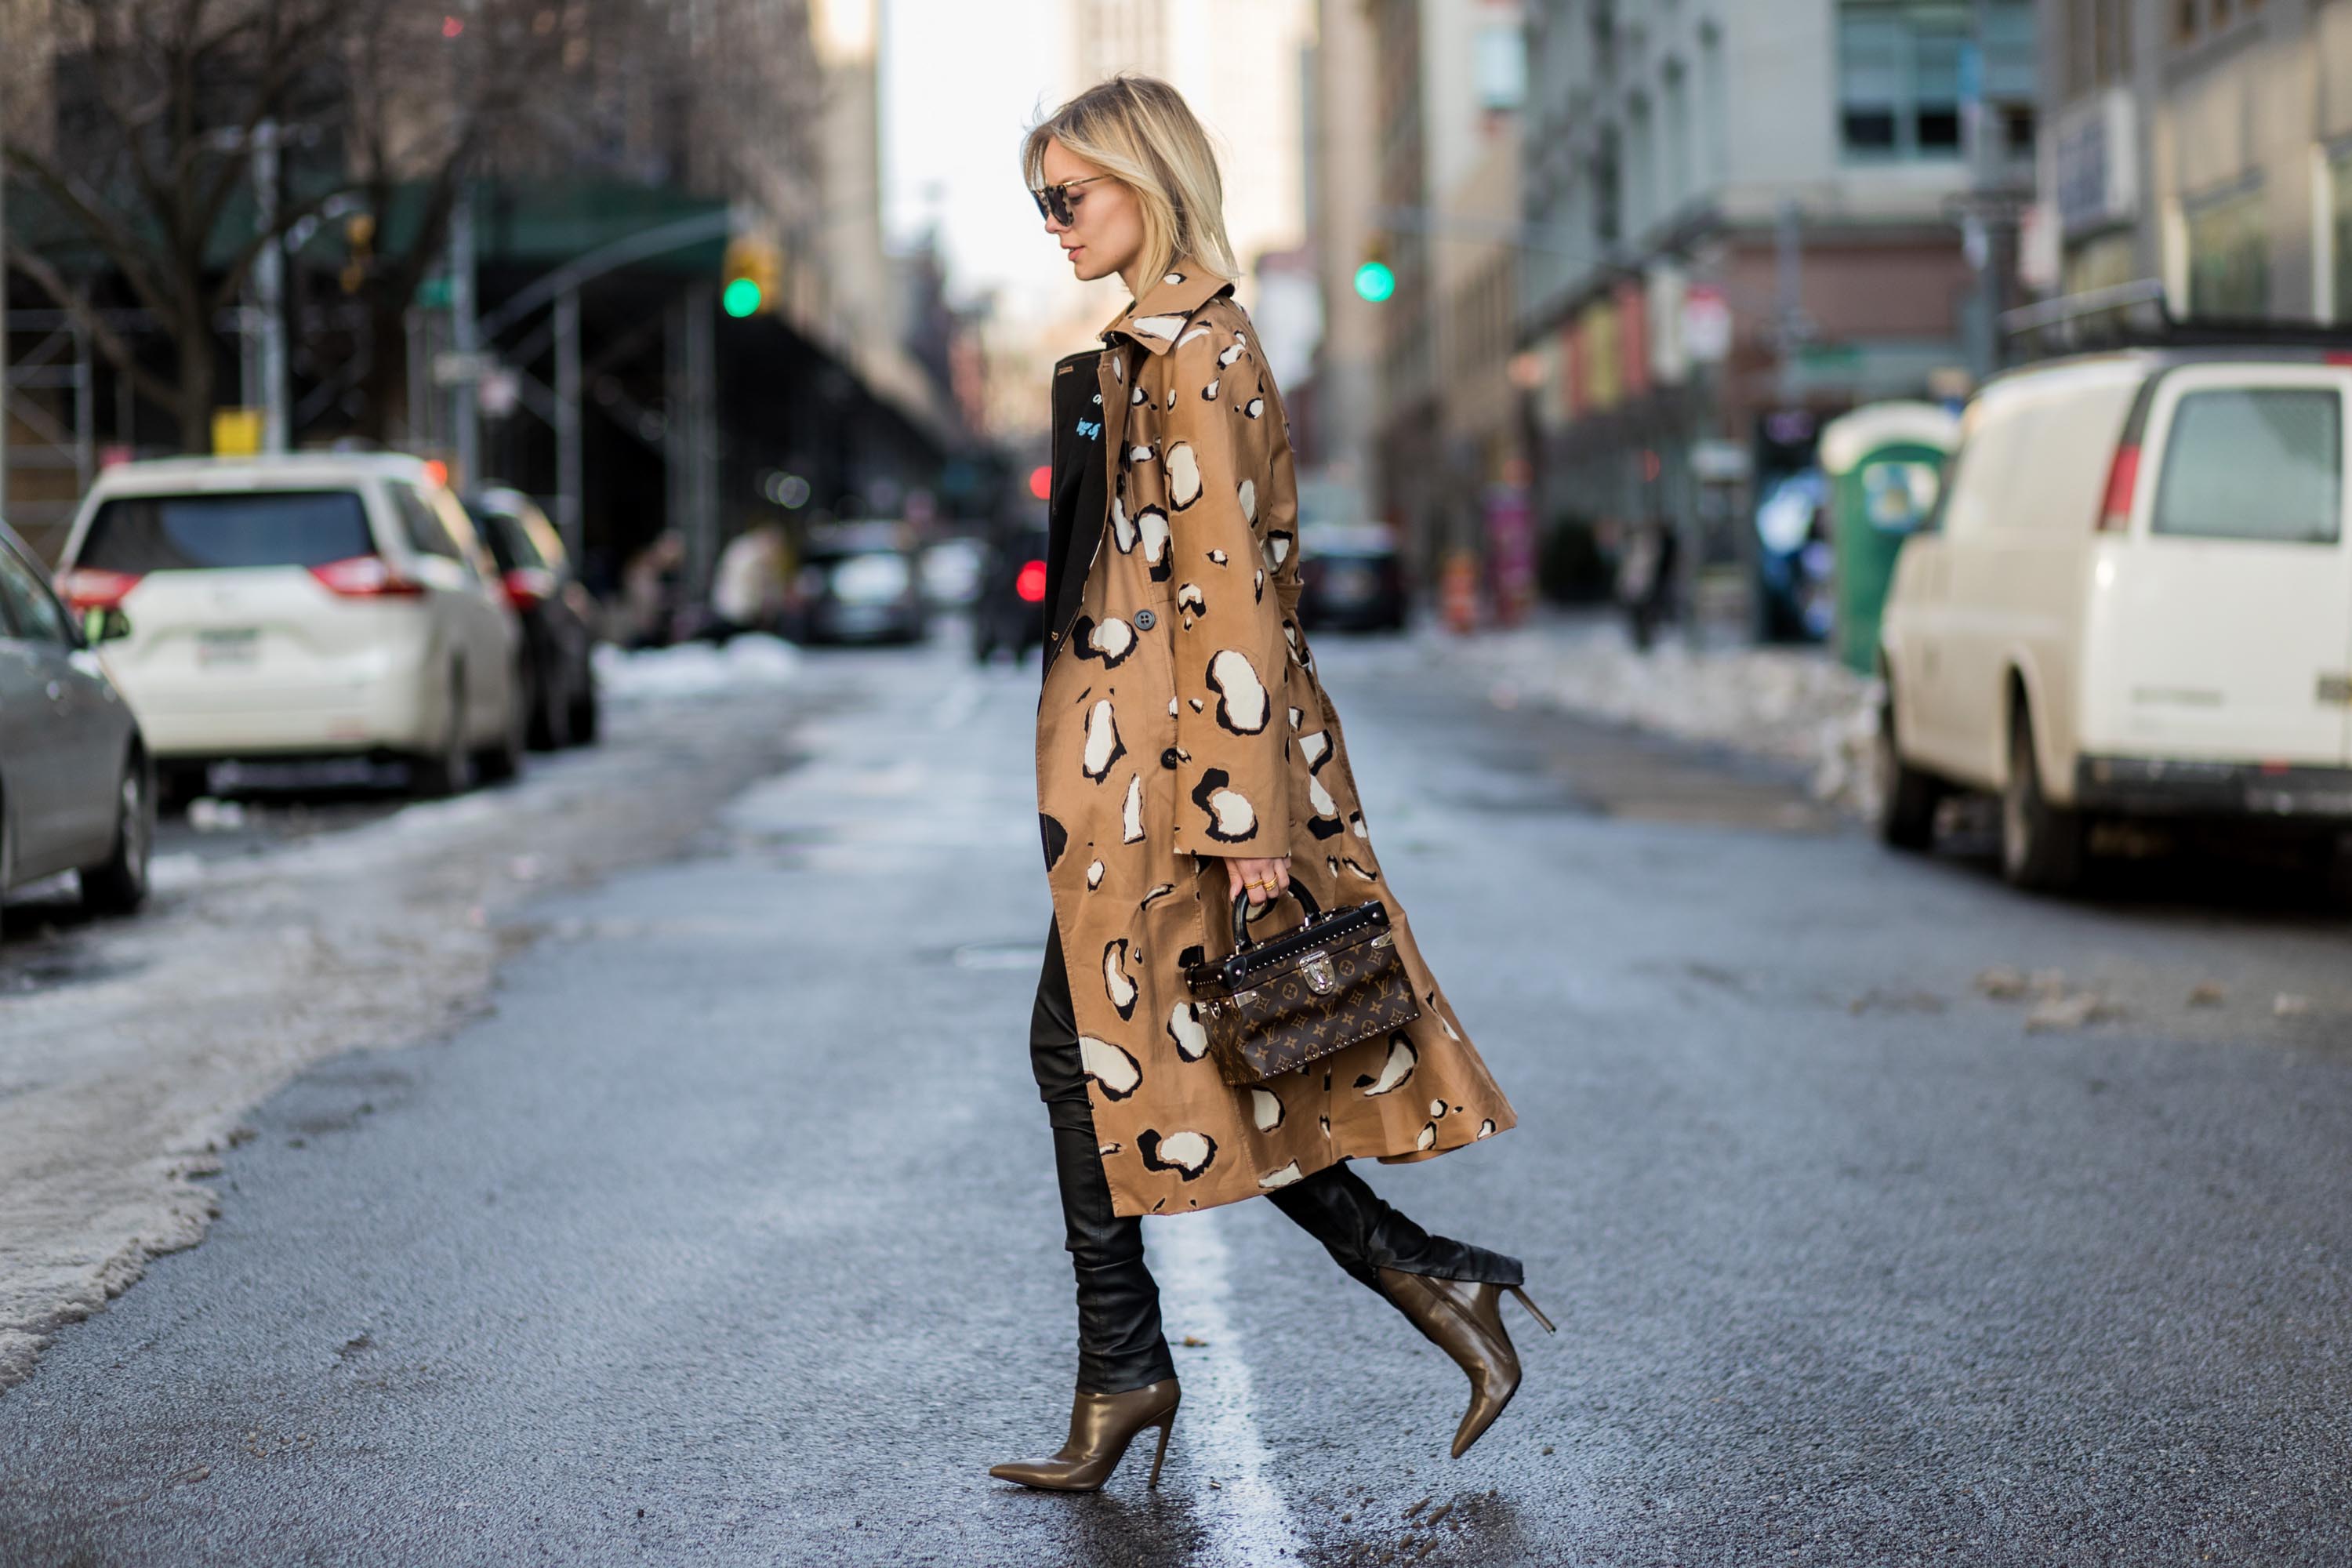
left=1377, top=1269, right=1555, bottom=1457
left=989, top=1379, right=1181, bottom=1492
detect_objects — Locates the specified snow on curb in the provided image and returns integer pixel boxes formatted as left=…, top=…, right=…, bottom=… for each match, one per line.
left=1428, top=619, right=1886, bottom=818
left=592, top=633, right=801, bottom=702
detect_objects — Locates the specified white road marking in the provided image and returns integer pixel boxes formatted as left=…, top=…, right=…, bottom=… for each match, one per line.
left=1153, top=1210, right=1308, bottom=1563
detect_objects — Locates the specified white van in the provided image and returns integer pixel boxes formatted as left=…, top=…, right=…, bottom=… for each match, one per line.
left=1877, top=347, right=2352, bottom=891
left=55, top=453, right=526, bottom=800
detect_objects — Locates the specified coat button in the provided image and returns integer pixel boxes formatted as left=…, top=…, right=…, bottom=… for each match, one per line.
left=1161, top=747, right=1182, bottom=768
left=1134, top=608, right=1156, bottom=630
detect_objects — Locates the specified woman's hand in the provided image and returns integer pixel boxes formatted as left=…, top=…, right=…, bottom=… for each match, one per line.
left=1224, top=855, right=1292, bottom=906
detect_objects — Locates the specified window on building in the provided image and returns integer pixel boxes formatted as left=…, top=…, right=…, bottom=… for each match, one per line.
left=1475, top=21, right=1526, bottom=111
left=1626, top=95, right=1653, bottom=238
left=2186, top=185, right=2268, bottom=317
left=1593, top=126, right=1621, bottom=248
left=1841, top=1, right=2035, bottom=162
left=1838, top=2, right=1969, bottom=160
left=1662, top=60, right=1691, bottom=210
left=2331, top=147, right=2352, bottom=323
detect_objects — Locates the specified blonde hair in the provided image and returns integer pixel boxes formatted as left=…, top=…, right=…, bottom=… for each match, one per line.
left=1022, top=74, right=1238, bottom=285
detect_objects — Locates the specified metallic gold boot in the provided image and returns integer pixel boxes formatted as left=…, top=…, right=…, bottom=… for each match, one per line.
left=989, top=1378, right=1181, bottom=1492
left=1377, top=1269, right=1555, bottom=1457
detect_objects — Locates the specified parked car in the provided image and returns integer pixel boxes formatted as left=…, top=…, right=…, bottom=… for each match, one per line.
left=55, top=453, right=527, bottom=804
left=1297, top=521, right=1407, bottom=633
left=1877, top=345, right=2352, bottom=891
left=793, top=521, right=927, bottom=644
left=971, top=524, right=1049, bottom=663
left=465, top=486, right=601, bottom=749
left=0, top=516, right=152, bottom=935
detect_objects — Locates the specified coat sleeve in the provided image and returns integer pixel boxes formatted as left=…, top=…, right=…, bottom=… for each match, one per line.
left=1149, top=318, right=1291, bottom=860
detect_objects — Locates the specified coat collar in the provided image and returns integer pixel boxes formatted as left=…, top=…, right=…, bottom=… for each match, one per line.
left=1100, top=259, right=1233, bottom=354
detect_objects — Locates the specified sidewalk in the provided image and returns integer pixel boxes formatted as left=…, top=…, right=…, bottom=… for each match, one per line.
left=1414, top=611, right=1882, bottom=817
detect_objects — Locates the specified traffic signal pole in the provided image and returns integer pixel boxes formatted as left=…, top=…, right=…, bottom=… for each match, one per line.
left=554, top=287, right=583, bottom=564
left=450, top=185, right=480, bottom=488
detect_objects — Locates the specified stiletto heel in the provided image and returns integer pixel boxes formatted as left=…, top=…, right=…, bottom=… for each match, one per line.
left=1508, top=1285, right=1556, bottom=1334
left=990, top=1380, right=1182, bottom=1492
left=1147, top=1412, right=1176, bottom=1487
left=1377, top=1269, right=1541, bottom=1457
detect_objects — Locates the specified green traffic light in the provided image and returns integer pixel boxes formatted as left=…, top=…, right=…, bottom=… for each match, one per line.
left=1352, top=260, right=1396, bottom=303
left=722, top=278, right=764, bottom=318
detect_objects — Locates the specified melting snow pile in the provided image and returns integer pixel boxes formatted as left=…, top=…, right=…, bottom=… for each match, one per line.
left=593, top=633, right=802, bottom=702
left=1433, top=619, right=1884, bottom=816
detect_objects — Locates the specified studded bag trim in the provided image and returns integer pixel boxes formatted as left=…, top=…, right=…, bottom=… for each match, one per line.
left=1183, top=887, right=1424, bottom=1088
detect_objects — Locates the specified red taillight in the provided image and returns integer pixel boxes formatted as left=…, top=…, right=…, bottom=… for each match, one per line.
left=502, top=566, right=557, bottom=609
left=59, top=567, right=142, bottom=610
left=1014, top=559, right=1048, bottom=604
left=2096, top=443, right=2140, bottom=532
left=309, top=554, right=425, bottom=597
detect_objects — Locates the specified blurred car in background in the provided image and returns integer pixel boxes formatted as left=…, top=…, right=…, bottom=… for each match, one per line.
left=919, top=534, right=987, bottom=611
left=794, top=521, right=927, bottom=644
left=1296, top=521, right=1407, bottom=633
left=1878, top=346, right=2352, bottom=893
left=466, top=486, right=601, bottom=749
left=55, top=453, right=527, bottom=804
left=0, top=516, right=152, bottom=931
left=971, top=524, right=1050, bottom=664
left=1754, top=469, right=1835, bottom=644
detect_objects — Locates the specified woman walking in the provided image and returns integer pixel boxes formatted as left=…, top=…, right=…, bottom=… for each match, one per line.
left=996, top=75, right=1548, bottom=1494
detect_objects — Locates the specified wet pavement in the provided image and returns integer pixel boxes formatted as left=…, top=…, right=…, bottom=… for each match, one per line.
left=3, top=633, right=2351, bottom=1566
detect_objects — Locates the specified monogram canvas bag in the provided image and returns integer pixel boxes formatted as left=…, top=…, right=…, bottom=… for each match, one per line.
left=1183, top=884, right=1423, bottom=1088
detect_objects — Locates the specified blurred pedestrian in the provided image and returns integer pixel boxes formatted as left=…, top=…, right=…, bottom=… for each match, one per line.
left=618, top=531, right=684, bottom=650
left=995, top=74, right=1547, bottom=1497
left=708, top=520, right=789, bottom=641
left=1617, top=516, right=1679, bottom=652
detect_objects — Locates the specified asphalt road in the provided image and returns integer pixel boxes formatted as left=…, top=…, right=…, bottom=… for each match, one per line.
left=4, top=632, right=2351, bottom=1567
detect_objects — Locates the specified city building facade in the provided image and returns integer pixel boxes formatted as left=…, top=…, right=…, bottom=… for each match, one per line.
left=2044, top=0, right=2352, bottom=324
left=1519, top=0, right=2031, bottom=630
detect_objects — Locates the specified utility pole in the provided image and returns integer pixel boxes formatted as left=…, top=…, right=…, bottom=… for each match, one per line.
left=2, top=56, right=11, bottom=518
left=554, top=288, right=583, bottom=564
left=450, top=184, right=480, bottom=488
left=254, top=118, right=289, bottom=453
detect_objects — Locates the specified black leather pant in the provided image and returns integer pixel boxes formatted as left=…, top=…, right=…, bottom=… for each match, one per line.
left=1030, top=922, right=1523, bottom=1395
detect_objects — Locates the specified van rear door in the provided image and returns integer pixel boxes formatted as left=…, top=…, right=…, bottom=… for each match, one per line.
left=2104, top=367, right=2352, bottom=766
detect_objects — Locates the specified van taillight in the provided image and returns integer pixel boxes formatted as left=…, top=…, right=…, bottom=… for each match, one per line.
left=2096, top=443, right=2140, bottom=532
left=309, top=555, right=425, bottom=597
left=59, top=567, right=142, bottom=609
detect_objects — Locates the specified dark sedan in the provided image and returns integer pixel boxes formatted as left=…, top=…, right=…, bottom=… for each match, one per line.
left=0, top=517, right=152, bottom=942
left=1296, top=521, right=1409, bottom=633
left=465, top=488, right=601, bottom=748
left=794, top=522, right=927, bottom=645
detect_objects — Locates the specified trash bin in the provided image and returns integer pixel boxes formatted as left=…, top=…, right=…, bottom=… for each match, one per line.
left=1819, top=401, right=1960, bottom=675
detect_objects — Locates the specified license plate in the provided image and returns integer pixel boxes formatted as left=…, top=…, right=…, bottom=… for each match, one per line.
left=195, top=628, right=260, bottom=666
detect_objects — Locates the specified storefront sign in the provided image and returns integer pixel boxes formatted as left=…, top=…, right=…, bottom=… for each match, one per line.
left=1682, top=284, right=1731, bottom=364
left=2053, top=86, right=2137, bottom=238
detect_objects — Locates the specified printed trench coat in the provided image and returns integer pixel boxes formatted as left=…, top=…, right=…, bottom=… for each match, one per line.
left=1036, top=261, right=1517, bottom=1218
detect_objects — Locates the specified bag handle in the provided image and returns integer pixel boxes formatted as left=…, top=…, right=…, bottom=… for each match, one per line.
left=1229, top=880, right=1323, bottom=952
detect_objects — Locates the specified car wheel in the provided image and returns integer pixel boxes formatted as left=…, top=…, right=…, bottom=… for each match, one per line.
left=477, top=663, right=528, bottom=784
left=534, top=662, right=575, bottom=752
left=2001, top=701, right=2085, bottom=893
left=81, top=753, right=154, bottom=916
left=1875, top=684, right=1942, bottom=852
left=411, top=671, right=474, bottom=798
left=568, top=673, right=601, bottom=747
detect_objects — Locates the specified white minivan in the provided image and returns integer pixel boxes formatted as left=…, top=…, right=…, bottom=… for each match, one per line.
left=56, top=453, right=527, bottom=800
left=1878, top=347, right=2352, bottom=891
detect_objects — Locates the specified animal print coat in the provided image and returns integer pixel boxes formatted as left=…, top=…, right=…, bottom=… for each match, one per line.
left=1036, top=261, right=1516, bottom=1218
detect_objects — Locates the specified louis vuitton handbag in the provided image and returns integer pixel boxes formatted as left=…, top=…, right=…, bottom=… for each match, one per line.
left=1184, top=884, right=1422, bottom=1088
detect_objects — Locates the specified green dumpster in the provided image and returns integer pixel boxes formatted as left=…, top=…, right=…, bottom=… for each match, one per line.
left=1819, top=401, right=1960, bottom=675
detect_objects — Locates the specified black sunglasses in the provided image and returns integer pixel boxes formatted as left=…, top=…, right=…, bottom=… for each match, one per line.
left=1031, top=174, right=1109, bottom=226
